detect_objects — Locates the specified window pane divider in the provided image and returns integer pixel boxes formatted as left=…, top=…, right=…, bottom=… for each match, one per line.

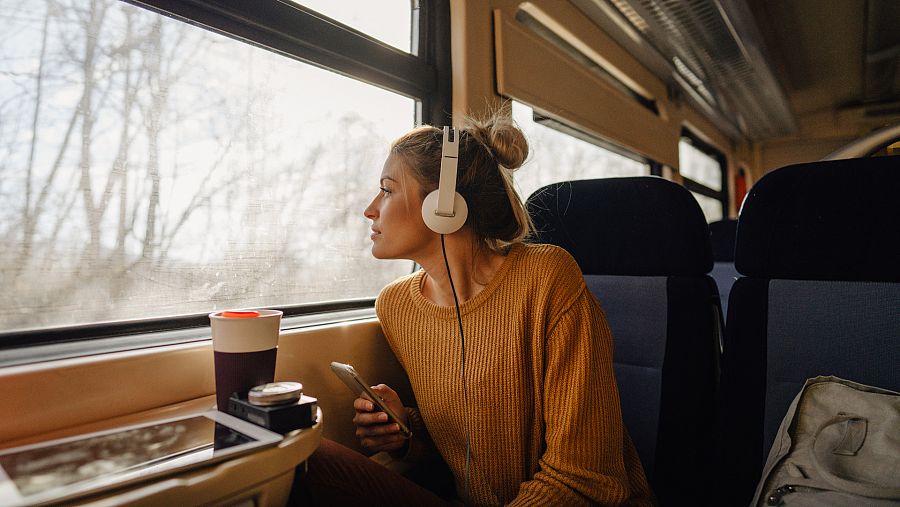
left=128, top=0, right=436, bottom=98
left=683, top=177, right=722, bottom=200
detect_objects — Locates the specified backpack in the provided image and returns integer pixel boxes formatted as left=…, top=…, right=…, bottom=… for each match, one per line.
left=751, top=376, right=900, bottom=506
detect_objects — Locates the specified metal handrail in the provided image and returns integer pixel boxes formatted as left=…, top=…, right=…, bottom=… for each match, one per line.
left=823, top=122, right=900, bottom=160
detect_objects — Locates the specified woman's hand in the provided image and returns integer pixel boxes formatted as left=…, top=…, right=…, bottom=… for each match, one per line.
left=352, top=384, right=410, bottom=453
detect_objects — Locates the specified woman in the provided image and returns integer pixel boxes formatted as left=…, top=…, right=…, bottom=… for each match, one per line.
left=294, top=111, right=654, bottom=506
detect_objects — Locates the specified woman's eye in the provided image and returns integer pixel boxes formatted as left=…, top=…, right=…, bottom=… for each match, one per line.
left=380, top=186, right=391, bottom=195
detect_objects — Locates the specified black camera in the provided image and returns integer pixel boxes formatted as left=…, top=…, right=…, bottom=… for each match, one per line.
left=226, top=382, right=318, bottom=434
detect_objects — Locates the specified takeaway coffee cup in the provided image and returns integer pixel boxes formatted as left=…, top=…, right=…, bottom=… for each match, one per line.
left=209, top=309, right=282, bottom=411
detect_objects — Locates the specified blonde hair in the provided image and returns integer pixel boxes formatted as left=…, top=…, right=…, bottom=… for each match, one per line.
left=390, top=109, right=532, bottom=253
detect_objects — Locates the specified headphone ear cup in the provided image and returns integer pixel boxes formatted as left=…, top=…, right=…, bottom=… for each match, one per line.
left=421, top=190, right=468, bottom=234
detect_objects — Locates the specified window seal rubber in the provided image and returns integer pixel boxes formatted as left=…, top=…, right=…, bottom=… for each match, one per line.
left=0, top=299, right=376, bottom=368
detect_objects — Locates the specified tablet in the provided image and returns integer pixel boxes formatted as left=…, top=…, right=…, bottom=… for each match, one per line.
left=0, top=411, right=282, bottom=506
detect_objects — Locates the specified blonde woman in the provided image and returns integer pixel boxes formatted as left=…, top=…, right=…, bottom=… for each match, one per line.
left=292, top=111, right=654, bottom=506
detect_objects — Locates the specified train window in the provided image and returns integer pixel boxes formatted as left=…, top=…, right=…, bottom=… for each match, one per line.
left=679, top=141, right=722, bottom=192
left=0, top=0, right=434, bottom=335
left=289, top=1, right=413, bottom=53
left=679, top=133, right=727, bottom=222
left=690, top=192, right=724, bottom=223
left=511, top=102, right=649, bottom=200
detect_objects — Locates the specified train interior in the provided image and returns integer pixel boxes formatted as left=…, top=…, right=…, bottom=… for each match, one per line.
left=0, top=0, right=897, bottom=505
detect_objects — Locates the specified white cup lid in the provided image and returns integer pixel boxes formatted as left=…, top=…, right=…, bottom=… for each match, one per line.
left=248, top=381, right=302, bottom=406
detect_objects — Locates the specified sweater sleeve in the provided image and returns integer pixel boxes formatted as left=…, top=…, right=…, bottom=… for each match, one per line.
left=391, top=406, right=440, bottom=464
left=376, top=283, right=441, bottom=466
left=508, top=287, right=639, bottom=506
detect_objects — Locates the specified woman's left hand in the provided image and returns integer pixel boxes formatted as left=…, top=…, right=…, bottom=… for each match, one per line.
left=352, top=384, right=410, bottom=452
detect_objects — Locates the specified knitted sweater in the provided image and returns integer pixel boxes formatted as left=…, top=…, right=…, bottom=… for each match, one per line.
left=375, top=243, right=654, bottom=506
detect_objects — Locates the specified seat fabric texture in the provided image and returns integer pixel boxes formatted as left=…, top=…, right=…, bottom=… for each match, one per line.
left=712, top=156, right=900, bottom=506
left=527, top=176, right=720, bottom=506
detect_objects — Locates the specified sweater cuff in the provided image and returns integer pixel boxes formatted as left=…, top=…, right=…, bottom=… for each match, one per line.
left=391, top=406, right=435, bottom=464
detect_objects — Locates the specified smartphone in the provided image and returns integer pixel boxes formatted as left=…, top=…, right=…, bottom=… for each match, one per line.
left=329, top=361, right=412, bottom=438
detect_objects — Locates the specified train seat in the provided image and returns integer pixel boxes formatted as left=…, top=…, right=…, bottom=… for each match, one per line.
left=708, top=218, right=738, bottom=319
left=526, top=176, right=721, bottom=506
left=711, top=156, right=900, bottom=505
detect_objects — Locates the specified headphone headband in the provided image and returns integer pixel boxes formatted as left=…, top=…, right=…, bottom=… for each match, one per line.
left=435, top=127, right=460, bottom=217
left=421, top=126, right=468, bottom=234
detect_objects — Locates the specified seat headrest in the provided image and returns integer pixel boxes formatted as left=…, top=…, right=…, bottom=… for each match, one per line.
left=736, top=156, right=900, bottom=281
left=526, top=177, right=713, bottom=276
left=709, top=219, right=738, bottom=262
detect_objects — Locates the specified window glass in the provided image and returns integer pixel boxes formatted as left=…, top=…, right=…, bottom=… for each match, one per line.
left=511, top=102, right=648, bottom=201
left=691, top=192, right=724, bottom=223
left=0, top=0, right=414, bottom=332
left=290, top=0, right=413, bottom=53
left=679, top=139, right=722, bottom=191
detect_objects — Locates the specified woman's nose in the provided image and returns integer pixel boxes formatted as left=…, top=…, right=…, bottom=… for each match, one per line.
left=364, top=197, right=377, bottom=219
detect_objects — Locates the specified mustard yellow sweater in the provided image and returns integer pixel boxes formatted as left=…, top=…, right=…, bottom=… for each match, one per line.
left=375, top=243, right=654, bottom=506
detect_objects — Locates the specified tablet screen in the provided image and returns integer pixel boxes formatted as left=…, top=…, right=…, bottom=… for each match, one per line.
left=0, top=416, right=253, bottom=499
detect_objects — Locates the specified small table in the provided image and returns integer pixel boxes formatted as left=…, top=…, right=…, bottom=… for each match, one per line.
left=66, top=408, right=322, bottom=506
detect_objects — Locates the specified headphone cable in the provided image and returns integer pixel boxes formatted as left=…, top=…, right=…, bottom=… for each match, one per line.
left=440, top=234, right=471, bottom=501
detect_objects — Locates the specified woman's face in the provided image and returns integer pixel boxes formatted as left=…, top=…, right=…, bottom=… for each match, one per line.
left=363, top=154, right=434, bottom=260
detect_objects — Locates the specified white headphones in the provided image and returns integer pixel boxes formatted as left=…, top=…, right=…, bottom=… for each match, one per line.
left=421, top=126, right=468, bottom=234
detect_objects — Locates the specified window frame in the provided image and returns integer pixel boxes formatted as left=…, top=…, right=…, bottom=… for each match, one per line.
left=532, top=112, right=652, bottom=167
left=128, top=0, right=451, bottom=124
left=679, top=128, right=729, bottom=219
left=0, top=0, right=451, bottom=358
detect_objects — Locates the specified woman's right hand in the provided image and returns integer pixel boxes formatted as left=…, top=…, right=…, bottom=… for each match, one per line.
left=352, top=383, right=410, bottom=453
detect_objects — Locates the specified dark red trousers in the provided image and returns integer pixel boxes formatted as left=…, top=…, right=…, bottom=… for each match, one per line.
left=289, top=439, right=453, bottom=506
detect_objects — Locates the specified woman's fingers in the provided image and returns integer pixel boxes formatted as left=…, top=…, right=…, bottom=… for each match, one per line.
left=353, top=410, right=389, bottom=426
left=360, top=432, right=407, bottom=451
left=362, top=385, right=409, bottom=427
left=353, top=396, right=378, bottom=413
left=370, top=384, right=398, bottom=401
left=354, top=420, right=405, bottom=452
left=350, top=383, right=408, bottom=452
left=356, top=422, right=400, bottom=437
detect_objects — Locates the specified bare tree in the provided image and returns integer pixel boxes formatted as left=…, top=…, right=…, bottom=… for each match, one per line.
left=0, top=0, right=407, bottom=329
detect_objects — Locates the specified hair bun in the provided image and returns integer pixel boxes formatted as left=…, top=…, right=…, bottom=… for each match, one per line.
left=486, top=122, right=528, bottom=170
left=463, top=112, right=529, bottom=171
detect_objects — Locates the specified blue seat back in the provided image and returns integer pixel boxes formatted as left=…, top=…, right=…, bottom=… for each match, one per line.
left=712, top=156, right=900, bottom=505
left=526, top=176, right=720, bottom=506
left=708, top=219, right=738, bottom=317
